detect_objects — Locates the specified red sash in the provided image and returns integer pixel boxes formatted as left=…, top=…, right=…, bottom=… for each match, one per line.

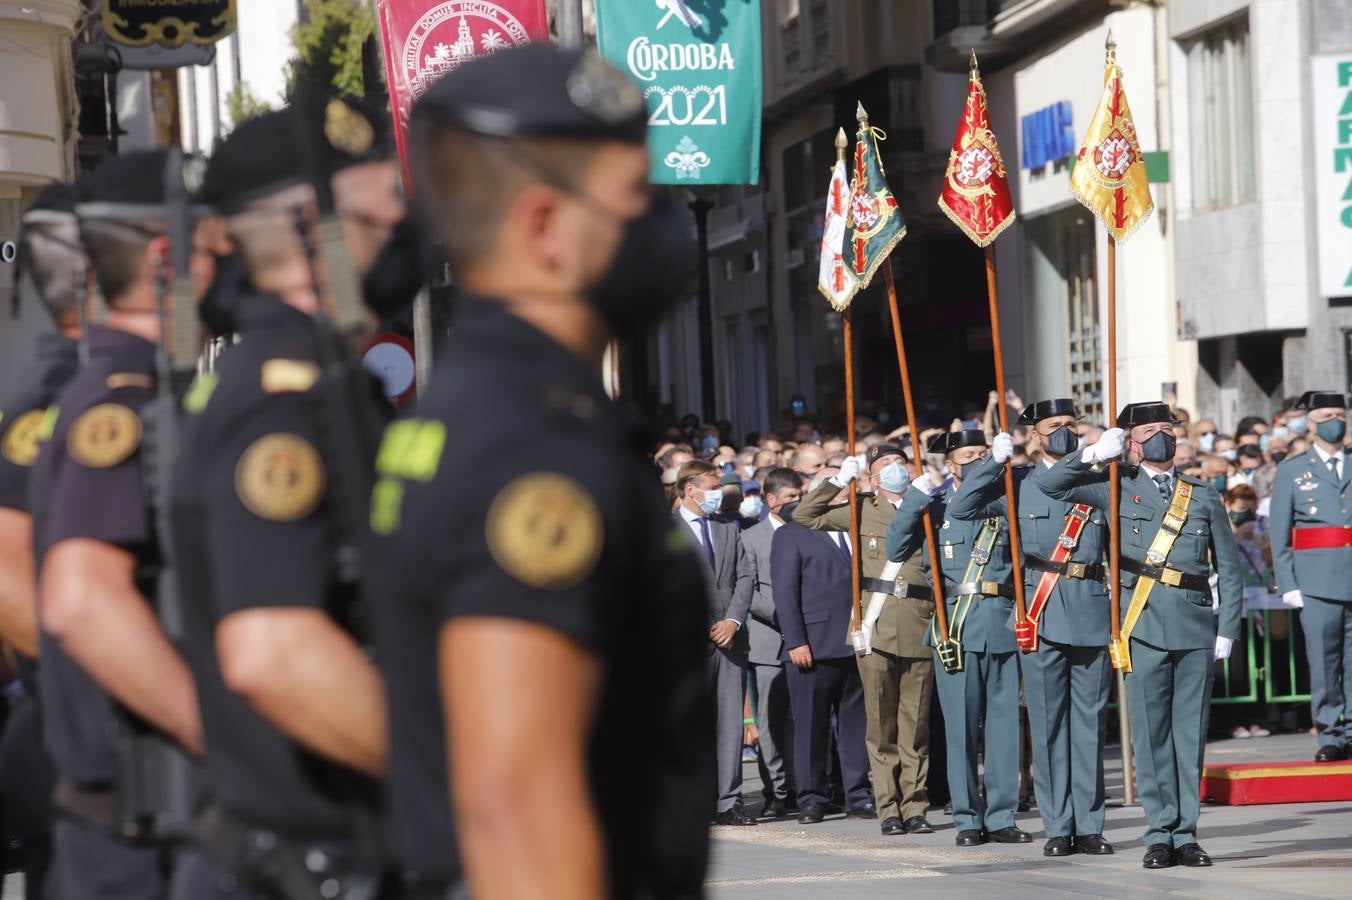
left=1292, top=526, right=1352, bottom=550
left=1021, top=504, right=1095, bottom=652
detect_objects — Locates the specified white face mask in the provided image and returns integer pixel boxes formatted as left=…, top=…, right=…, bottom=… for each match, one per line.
left=698, top=488, right=722, bottom=514
left=739, top=495, right=764, bottom=518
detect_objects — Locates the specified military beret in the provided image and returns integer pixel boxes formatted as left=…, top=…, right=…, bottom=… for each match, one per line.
left=412, top=44, right=646, bottom=144
left=1116, top=401, right=1181, bottom=429
left=867, top=443, right=907, bottom=465
left=22, top=180, right=78, bottom=225
left=1293, top=391, right=1347, bottom=412
left=718, top=473, right=741, bottom=488
left=202, top=92, right=392, bottom=214
left=1016, top=398, right=1079, bottom=426
left=927, top=429, right=988, bottom=455
left=76, top=150, right=210, bottom=221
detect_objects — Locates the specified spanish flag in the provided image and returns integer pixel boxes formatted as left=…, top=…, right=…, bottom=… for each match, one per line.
left=1070, top=36, right=1154, bottom=242
left=938, top=53, right=1015, bottom=247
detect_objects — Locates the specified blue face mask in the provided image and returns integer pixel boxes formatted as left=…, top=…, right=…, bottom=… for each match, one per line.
left=1220, top=448, right=1237, bottom=461
left=739, top=495, right=764, bottom=518
left=879, top=460, right=909, bottom=494
left=698, top=488, right=722, bottom=515
left=1315, top=417, right=1347, bottom=444
left=1209, top=474, right=1228, bottom=493
left=1198, top=433, right=1216, bottom=453
left=1288, top=416, right=1308, bottom=435
left=700, top=435, right=719, bottom=452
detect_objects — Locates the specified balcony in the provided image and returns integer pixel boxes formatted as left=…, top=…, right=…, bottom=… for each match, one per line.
left=928, top=0, right=1116, bottom=72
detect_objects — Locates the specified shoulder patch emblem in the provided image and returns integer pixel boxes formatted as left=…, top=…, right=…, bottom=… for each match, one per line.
left=235, top=433, right=326, bottom=522
left=487, top=473, right=603, bottom=590
left=1, top=410, right=47, bottom=467
left=261, top=360, right=320, bottom=395
left=106, top=373, right=155, bottom=391
left=68, top=404, right=142, bottom=468
left=183, top=372, right=220, bottom=415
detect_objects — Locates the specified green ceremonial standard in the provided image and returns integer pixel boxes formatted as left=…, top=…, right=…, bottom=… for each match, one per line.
left=844, top=105, right=907, bottom=288
left=595, top=0, right=762, bottom=185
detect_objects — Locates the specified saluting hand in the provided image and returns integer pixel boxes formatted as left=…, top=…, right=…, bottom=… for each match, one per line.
left=787, top=644, right=814, bottom=670
left=1082, top=427, right=1125, bottom=464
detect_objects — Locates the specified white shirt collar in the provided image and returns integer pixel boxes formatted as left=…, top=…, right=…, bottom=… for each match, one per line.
left=1139, top=461, right=1176, bottom=481
left=1041, top=457, right=1056, bottom=469
left=1313, top=443, right=1345, bottom=465
left=769, top=513, right=785, bottom=530
left=678, top=504, right=703, bottom=525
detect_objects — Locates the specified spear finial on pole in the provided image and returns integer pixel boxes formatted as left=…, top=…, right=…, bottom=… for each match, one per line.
left=970, top=48, right=979, bottom=77
left=856, top=101, right=868, bottom=127
left=835, top=127, right=847, bottom=163
left=1106, top=28, right=1117, bottom=62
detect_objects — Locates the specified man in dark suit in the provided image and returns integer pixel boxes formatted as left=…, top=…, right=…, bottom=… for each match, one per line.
left=770, top=488, right=871, bottom=824
left=676, top=460, right=756, bottom=825
left=741, top=468, right=804, bottom=818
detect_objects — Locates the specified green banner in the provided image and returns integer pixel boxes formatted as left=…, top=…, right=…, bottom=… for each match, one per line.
left=595, top=0, right=762, bottom=185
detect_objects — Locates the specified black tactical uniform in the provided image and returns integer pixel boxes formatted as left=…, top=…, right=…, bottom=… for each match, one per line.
left=167, top=99, right=394, bottom=899
left=366, top=45, right=714, bottom=899
left=27, top=323, right=169, bottom=898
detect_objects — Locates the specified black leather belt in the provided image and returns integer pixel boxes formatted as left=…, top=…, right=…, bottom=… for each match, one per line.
left=1023, top=554, right=1106, bottom=581
left=53, top=777, right=121, bottom=834
left=859, top=577, right=933, bottom=601
left=946, top=579, right=1014, bottom=599
left=1119, top=557, right=1210, bottom=590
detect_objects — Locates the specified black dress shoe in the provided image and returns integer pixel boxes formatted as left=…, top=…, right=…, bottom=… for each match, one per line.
left=797, top=805, right=827, bottom=824
left=1043, top=836, right=1075, bottom=857
left=760, top=798, right=791, bottom=819
left=845, top=801, right=877, bottom=819
left=714, top=808, right=758, bottom=826
left=1175, top=844, right=1212, bottom=867
left=1142, top=844, right=1175, bottom=869
left=880, top=816, right=906, bottom=836
left=902, top=816, right=934, bottom=834
left=1075, top=834, right=1114, bottom=855
left=988, top=826, right=1033, bottom=844
left=943, top=802, right=953, bottom=815
left=1315, top=744, right=1346, bottom=762
left=955, top=829, right=986, bottom=847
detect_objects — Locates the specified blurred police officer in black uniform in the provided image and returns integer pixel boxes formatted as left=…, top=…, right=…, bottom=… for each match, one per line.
left=167, top=93, right=404, bottom=900
left=365, top=44, right=714, bottom=898
left=0, top=180, right=84, bottom=899
left=27, top=151, right=215, bottom=898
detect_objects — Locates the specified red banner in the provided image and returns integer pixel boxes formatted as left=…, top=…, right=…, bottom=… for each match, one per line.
left=937, top=58, right=1015, bottom=248
left=375, top=0, right=551, bottom=189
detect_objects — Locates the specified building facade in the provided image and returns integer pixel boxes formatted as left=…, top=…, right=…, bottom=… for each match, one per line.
left=1169, top=0, right=1352, bottom=430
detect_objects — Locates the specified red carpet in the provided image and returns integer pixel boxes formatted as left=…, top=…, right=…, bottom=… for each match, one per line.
left=1202, top=760, right=1352, bottom=805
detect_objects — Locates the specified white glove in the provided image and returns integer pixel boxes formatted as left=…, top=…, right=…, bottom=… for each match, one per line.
left=1213, top=635, right=1234, bottom=661
left=1282, top=590, right=1304, bottom=610
left=1081, top=427, right=1125, bottom=465
left=832, top=454, right=866, bottom=487
left=910, top=472, right=936, bottom=495
left=992, top=432, right=1014, bottom=464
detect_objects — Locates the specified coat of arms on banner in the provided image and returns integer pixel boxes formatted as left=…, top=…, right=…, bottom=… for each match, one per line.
left=401, top=2, right=535, bottom=97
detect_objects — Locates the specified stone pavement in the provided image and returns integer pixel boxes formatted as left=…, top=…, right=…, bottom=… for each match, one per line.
left=709, top=732, right=1352, bottom=898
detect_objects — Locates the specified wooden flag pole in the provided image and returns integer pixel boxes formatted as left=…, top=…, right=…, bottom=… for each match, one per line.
left=1107, top=236, right=1121, bottom=648
left=883, top=263, right=951, bottom=646
left=983, top=246, right=1029, bottom=640
left=844, top=306, right=864, bottom=631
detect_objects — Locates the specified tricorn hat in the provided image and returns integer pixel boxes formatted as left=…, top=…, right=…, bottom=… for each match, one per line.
left=927, top=429, right=988, bottom=455
left=1116, top=401, right=1181, bottom=429
left=1016, top=398, right=1079, bottom=426
left=1293, top=391, right=1347, bottom=412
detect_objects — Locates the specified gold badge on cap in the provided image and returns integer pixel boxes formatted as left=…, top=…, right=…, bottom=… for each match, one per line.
left=324, top=98, right=374, bottom=157
left=68, top=404, right=142, bottom=469
left=487, top=472, right=603, bottom=589
left=1, top=410, right=47, bottom=467
left=235, top=433, right=326, bottom=522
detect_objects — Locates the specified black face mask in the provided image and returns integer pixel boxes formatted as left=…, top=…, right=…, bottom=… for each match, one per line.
left=362, top=213, right=431, bottom=321
left=1270, top=451, right=1287, bottom=465
left=198, top=253, right=250, bottom=337
left=1139, top=430, right=1177, bottom=464
left=1044, top=425, right=1078, bottom=458
left=958, top=458, right=985, bottom=480
left=778, top=500, right=801, bottom=519
left=586, top=196, right=696, bottom=338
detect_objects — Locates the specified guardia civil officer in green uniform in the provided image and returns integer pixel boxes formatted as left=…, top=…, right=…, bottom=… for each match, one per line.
left=365, top=45, right=713, bottom=899
left=886, top=430, right=1030, bottom=847
left=167, top=96, right=402, bottom=899
left=949, top=400, right=1114, bottom=858
left=795, top=443, right=937, bottom=836
left=1041, top=401, right=1243, bottom=870
left=1268, top=391, right=1352, bottom=762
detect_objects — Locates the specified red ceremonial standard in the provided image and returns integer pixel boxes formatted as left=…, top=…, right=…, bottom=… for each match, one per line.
left=375, top=0, right=551, bottom=188
left=937, top=55, right=1015, bottom=247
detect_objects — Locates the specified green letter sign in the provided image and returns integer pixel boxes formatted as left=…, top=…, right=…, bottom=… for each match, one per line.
left=596, top=0, right=762, bottom=185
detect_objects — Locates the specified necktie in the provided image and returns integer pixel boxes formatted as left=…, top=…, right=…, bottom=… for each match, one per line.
left=1330, top=457, right=1341, bottom=481
left=698, top=516, right=716, bottom=570
left=1153, top=473, right=1171, bottom=501
left=835, top=531, right=852, bottom=562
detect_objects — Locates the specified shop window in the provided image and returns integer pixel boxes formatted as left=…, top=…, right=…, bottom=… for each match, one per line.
left=1183, top=15, right=1255, bottom=211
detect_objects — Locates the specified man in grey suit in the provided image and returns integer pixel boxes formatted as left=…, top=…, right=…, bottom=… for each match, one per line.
left=676, top=460, right=757, bottom=825
left=740, top=468, right=804, bottom=818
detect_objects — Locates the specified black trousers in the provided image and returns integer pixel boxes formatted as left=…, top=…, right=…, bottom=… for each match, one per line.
left=0, top=697, right=55, bottom=899
left=784, top=656, right=871, bottom=810
left=45, top=818, right=169, bottom=900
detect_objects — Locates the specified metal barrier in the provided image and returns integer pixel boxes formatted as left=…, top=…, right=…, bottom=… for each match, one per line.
left=1211, top=609, right=1310, bottom=705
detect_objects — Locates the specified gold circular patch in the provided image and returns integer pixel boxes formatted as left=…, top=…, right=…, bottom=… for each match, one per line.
left=68, top=404, right=142, bottom=469
left=1, top=410, right=46, bottom=467
left=235, top=434, right=326, bottom=522
left=486, top=473, right=603, bottom=590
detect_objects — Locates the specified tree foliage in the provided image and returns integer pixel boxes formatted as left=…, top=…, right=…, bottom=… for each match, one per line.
left=286, top=0, right=377, bottom=99
left=224, top=81, right=272, bottom=128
